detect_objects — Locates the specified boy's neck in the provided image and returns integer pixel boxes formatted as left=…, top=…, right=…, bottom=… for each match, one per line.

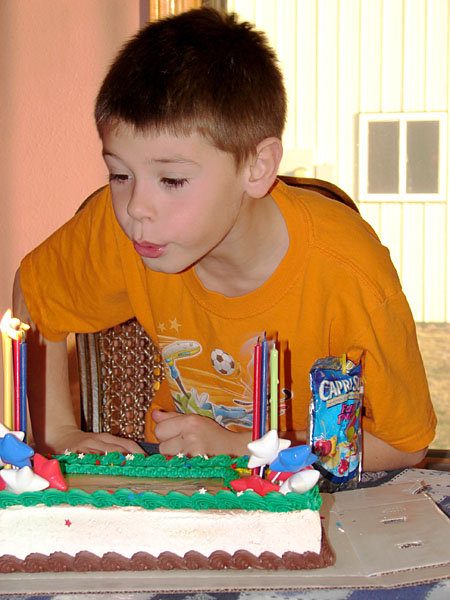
left=194, top=193, right=289, bottom=297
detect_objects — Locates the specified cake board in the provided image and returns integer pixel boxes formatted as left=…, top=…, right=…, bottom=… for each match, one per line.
left=1, top=481, right=449, bottom=595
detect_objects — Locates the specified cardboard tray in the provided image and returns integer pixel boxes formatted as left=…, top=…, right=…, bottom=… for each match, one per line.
left=1, top=480, right=449, bottom=594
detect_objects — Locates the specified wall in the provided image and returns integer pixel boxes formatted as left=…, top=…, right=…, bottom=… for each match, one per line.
left=229, top=0, right=450, bottom=323
left=0, top=0, right=140, bottom=421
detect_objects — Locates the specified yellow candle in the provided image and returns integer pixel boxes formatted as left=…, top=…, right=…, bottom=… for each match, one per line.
left=1, top=309, right=22, bottom=430
left=269, top=344, right=279, bottom=431
left=2, top=328, right=13, bottom=429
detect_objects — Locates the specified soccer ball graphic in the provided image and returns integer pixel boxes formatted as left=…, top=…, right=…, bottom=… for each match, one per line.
left=211, top=348, right=235, bottom=376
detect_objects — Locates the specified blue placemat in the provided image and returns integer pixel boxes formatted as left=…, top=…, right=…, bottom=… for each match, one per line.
left=2, top=580, right=450, bottom=599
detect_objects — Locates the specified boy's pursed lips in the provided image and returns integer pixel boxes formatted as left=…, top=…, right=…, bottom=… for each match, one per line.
left=133, top=240, right=167, bottom=258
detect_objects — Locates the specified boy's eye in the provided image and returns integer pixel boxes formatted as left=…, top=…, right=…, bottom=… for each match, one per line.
left=109, top=173, right=129, bottom=183
left=161, top=177, right=188, bottom=189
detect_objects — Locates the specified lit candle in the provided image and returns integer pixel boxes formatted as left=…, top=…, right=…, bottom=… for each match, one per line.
left=1, top=311, right=29, bottom=433
left=1, top=310, right=13, bottom=429
left=269, top=343, right=279, bottom=431
left=19, top=334, right=27, bottom=436
left=259, top=336, right=269, bottom=438
left=252, top=339, right=261, bottom=442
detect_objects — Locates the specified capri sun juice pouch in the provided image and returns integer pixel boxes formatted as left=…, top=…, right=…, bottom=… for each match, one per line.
left=308, top=356, right=363, bottom=492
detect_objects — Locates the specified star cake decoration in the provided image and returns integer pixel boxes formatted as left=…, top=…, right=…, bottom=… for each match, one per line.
left=1, top=465, right=49, bottom=493
left=269, top=444, right=316, bottom=473
left=246, top=429, right=291, bottom=469
left=0, top=433, right=34, bottom=468
left=33, top=453, right=67, bottom=491
left=229, top=474, right=280, bottom=496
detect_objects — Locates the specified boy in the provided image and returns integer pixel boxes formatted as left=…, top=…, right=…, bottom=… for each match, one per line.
left=14, top=8, right=436, bottom=470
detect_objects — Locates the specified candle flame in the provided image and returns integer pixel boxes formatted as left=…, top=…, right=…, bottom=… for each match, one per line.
left=0, top=310, right=30, bottom=341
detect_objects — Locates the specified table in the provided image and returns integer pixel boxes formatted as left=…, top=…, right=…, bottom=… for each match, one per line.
left=1, top=466, right=449, bottom=600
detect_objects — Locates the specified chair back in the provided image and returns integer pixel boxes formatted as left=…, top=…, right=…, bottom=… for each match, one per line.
left=278, top=175, right=359, bottom=213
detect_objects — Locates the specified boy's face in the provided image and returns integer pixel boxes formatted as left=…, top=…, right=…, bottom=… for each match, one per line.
left=101, top=125, right=251, bottom=275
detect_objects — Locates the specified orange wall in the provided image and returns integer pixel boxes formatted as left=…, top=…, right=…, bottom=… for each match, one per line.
left=0, top=0, right=140, bottom=421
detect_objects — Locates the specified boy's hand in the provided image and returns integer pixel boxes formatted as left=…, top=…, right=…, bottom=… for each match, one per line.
left=152, top=409, right=251, bottom=457
left=38, top=428, right=144, bottom=456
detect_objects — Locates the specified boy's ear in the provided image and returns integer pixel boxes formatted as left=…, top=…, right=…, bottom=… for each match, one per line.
left=245, top=137, right=283, bottom=198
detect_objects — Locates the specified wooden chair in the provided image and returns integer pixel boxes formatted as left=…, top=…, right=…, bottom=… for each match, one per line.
left=76, top=176, right=358, bottom=441
left=278, top=175, right=359, bottom=213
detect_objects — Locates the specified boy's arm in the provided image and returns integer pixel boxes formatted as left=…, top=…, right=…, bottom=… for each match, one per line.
left=152, top=409, right=427, bottom=469
left=13, top=269, right=143, bottom=455
left=360, top=431, right=427, bottom=471
left=281, top=429, right=427, bottom=471
left=152, top=409, right=252, bottom=457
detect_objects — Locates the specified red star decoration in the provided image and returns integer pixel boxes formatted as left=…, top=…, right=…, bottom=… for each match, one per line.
left=229, top=475, right=280, bottom=496
left=0, top=476, right=6, bottom=491
left=33, top=453, right=67, bottom=491
left=65, top=519, right=72, bottom=527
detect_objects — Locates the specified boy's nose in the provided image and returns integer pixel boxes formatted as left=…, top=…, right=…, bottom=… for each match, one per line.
left=127, top=186, right=156, bottom=221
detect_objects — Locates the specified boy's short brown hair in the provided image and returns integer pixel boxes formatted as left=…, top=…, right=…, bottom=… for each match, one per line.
left=95, top=7, right=286, bottom=167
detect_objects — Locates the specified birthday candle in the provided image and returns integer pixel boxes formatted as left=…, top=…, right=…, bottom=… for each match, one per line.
left=259, top=336, right=269, bottom=438
left=19, top=337, right=27, bottom=436
left=13, top=337, right=20, bottom=430
left=1, top=311, right=13, bottom=429
left=269, top=343, right=279, bottom=431
left=252, top=339, right=261, bottom=442
left=1, top=311, right=29, bottom=432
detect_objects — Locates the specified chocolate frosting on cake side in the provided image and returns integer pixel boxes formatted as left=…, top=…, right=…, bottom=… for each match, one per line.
left=0, top=529, right=335, bottom=572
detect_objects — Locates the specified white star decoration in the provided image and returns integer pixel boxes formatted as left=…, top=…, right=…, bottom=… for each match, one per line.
left=278, top=469, right=320, bottom=495
left=77, top=453, right=85, bottom=460
left=0, top=423, right=25, bottom=441
left=1, top=466, right=49, bottom=493
left=176, top=453, right=185, bottom=458
left=125, top=454, right=135, bottom=461
left=64, top=449, right=70, bottom=455
left=198, top=488, right=207, bottom=494
left=247, top=429, right=291, bottom=469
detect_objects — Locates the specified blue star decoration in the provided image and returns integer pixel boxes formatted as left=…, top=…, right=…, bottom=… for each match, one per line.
left=269, top=445, right=316, bottom=473
left=0, top=433, right=34, bottom=468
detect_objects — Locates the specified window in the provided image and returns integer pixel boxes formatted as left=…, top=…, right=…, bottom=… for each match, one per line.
left=359, top=113, right=447, bottom=201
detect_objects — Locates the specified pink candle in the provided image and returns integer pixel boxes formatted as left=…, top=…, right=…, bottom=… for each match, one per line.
left=13, top=337, right=20, bottom=430
left=259, top=337, right=269, bottom=438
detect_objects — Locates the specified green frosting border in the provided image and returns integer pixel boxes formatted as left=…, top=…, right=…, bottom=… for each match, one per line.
left=56, top=452, right=249, bottom=487
left=0, top=453, right=322, bottom=513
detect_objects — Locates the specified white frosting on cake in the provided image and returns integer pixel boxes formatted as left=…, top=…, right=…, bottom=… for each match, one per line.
left=0, top=504, right=321, bottom=559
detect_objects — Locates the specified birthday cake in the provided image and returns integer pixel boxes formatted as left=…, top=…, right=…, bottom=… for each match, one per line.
left=0, top=442, right=334, bottom=572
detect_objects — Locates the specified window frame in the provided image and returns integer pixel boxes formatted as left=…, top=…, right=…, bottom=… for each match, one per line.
left=358, top=112, right=448, bottom=203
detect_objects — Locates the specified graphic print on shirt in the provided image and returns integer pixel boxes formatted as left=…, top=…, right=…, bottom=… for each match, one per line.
left=157, top=323, right=287, bottom=432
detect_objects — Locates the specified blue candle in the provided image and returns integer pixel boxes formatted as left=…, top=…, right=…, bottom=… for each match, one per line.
left=19, top=340, right=27, bottom=436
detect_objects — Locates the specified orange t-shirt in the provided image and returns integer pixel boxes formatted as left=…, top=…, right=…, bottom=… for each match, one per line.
left=21, top=179, right=436, bottom=452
